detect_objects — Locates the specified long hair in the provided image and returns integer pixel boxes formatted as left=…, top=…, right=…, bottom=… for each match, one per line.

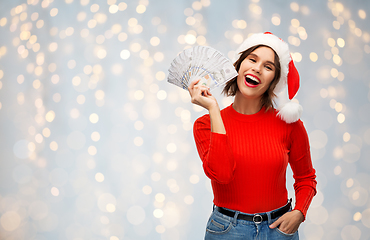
left=222, top=45, right=281, bottom=111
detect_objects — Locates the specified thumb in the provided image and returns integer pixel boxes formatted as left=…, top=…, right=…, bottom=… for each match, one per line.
left=269, top=218, right=282, bottom=229
left=188, top=78, right=201, bottom=89
left=192, top=78, right=201, bottom=85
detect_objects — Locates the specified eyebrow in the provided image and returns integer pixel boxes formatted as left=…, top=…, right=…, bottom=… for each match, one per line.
left=248, top=53, right=276, bottom=67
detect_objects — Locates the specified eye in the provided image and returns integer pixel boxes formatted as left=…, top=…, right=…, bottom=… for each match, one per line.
left=265, top=64, right=274, bottom=71
left=249, top=58, right=256, bottom=63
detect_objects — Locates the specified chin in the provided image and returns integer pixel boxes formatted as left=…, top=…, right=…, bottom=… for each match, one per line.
left=236, top=88, right=258, bottom=100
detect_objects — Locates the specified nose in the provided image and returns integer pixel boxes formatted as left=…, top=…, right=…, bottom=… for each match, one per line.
left=252, top=63, right=261, bottom=73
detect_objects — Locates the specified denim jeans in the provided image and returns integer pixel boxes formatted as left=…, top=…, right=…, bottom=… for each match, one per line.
left=204, top=203, right=299, bottom=240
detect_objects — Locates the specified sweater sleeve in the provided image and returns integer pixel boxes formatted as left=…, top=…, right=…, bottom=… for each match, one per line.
left=193, top=115, right=235, bottom=184
left=289, top=120, right=317, bottom=219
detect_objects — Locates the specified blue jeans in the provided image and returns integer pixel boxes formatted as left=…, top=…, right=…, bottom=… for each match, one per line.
left=204, top=203, right=299, bottom=240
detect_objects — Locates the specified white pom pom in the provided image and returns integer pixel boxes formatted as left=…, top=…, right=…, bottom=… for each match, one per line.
left=277, top=101, right=303, bottom=124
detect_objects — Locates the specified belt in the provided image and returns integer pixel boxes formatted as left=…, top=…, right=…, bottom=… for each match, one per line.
left=215, top=199, right=291, bottom=223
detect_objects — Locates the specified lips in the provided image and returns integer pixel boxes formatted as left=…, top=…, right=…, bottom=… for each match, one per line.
left=244, top=74, right=261, bottom=88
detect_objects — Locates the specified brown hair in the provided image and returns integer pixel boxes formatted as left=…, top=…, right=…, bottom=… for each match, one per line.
left=222, top=44, right=281, bottom=111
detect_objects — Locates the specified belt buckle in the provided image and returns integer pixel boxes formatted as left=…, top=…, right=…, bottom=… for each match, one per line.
left=253, top=214, right=263, bottom=224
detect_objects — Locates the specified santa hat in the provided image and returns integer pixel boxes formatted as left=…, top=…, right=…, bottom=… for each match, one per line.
left=233, top=32, right=302, bottom=123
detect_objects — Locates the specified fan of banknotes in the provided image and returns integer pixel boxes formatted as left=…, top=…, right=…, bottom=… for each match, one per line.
left=167, top=46, right=238, bottom=90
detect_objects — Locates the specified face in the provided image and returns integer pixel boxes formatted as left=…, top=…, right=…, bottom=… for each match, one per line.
left=236, top=46, right=276, bottom=100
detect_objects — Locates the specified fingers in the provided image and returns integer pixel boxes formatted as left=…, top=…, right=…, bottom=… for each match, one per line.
left=191, top=88, right=210, bottom=105
left=270, top=212, right=301, bottom=234
left=188, top=79, right=211, bottom=93
left=187, top=78, right=216, bottom=110
left=188, top=78, right=201, bottom=91
left=277, top=220, right=291, bottom=233
left=269, top=217, right=282, bottom=229
left=278, top=224, right=297, bottom=234
left=188, top=79, right=211, bottom=98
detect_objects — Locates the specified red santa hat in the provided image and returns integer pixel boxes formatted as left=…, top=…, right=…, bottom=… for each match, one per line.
left=233, top=32, right=302, bottom=123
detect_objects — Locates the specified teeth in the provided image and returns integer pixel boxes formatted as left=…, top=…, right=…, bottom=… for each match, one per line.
left=246, top=75, right=260, bottom=84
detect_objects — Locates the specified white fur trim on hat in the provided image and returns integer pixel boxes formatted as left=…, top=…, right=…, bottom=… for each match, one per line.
left=277, top=102, right=303, bottom=124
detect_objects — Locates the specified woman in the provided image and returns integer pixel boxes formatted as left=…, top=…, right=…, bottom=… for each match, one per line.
left=188, top=32, right=317, bottom=239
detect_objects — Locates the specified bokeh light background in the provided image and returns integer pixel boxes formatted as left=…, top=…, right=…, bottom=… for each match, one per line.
left=0, top=0, right=370, bottom=239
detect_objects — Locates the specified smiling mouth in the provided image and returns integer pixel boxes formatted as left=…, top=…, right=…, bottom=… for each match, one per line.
left=245, top=75, right=260, bottom=86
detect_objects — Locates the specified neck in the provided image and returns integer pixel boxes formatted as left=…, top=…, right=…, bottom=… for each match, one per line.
left=233, top=91, right=263, bottom=115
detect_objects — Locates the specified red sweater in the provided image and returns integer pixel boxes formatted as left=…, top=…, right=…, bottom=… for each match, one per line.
left=193, top=104, right=317, bottom=218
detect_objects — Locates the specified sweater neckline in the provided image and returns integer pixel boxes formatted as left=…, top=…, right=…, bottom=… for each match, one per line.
left=225, top=103, right=268, bottom=122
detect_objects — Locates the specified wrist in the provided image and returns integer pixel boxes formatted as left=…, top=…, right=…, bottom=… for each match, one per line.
left=208, top=103, right=220, bottom=112
left=207, top=104, right=226, bottom=134
left=292, top=210, right=304, bottom=221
